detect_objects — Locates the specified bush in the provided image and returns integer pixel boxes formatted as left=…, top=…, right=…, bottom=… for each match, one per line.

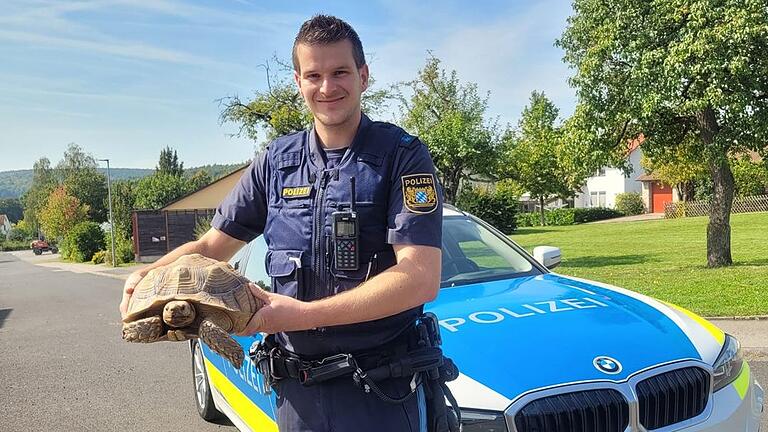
left=91, top=250, right=106, bottom=264
left=102, top=232, right=135, bottom=265
left=6, top=227, right=29, bottom=241
left=573, top=207, right=624, bottom=223
left=615, top=192, right=645, bottom=215
left=546, top=209, right=576, bottom=226
left=456, top=187, right=518, bottom=234
left=0, top=239, right=29, bottom=251
left=516, top=212, right=539, bottom=227
left=61, top=222, right=105, bottom=262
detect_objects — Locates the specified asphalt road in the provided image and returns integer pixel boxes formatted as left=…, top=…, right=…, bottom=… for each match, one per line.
left=0, top=252, right=237, bottom=431
left=1, top=252, right=765, bottom=431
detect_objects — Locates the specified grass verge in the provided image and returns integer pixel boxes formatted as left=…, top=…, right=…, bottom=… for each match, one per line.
left=510, top=212, right=768, bottom=317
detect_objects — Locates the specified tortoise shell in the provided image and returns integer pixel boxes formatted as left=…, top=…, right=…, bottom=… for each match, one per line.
left=124, top=253, right=259, bottom=332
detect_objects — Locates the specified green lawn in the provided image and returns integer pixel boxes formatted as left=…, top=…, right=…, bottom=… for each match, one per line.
left=510, top=212, right=768, bottom=317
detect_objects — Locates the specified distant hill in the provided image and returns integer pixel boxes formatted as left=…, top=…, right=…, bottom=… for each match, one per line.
left=0, top=163, right=248, bottom=198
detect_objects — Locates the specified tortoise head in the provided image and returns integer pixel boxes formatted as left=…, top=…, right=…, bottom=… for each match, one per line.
left=163, top=300, right=196, bottom=328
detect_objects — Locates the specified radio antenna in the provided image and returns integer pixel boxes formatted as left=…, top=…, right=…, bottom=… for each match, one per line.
left=350, top=176, right=356, bottom=213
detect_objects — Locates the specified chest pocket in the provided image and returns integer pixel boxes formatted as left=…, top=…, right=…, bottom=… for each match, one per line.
left=272, top=151, right=311, bottom=208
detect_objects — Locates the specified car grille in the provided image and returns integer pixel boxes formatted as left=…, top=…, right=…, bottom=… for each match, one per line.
left=513, top=389, right=629, bottom=432
left=636, top=366, right=710, bottom=430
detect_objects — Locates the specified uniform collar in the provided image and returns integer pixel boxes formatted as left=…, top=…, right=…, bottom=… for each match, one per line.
left=308, top=113, right=372, bottom=170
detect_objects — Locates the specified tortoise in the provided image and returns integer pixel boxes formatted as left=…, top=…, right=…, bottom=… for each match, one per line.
left=122, top=254, right=262, bottom=368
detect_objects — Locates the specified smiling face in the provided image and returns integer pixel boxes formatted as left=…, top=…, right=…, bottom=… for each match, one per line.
left=293, top=40, right=369, bottom=131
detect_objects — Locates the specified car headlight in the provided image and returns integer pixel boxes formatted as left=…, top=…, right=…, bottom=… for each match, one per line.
left=460, top=409, right=507, bottom=432
left=712, top=334, right=744, bottom=393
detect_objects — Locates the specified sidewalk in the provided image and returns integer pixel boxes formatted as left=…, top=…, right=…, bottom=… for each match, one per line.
left=589, top=213, right=665, bottom=224
left=8, top=250, right=148, bottom=281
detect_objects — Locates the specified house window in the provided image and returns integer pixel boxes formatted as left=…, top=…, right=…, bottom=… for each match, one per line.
left=595, top=167, right=606, bottom=176
left=590, top=191, right=606, bottom=207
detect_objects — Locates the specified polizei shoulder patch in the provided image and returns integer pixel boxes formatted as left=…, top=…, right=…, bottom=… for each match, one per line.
left=401, top=173, right=438, bottom=214
left=282, top=185, right=311, bottom=199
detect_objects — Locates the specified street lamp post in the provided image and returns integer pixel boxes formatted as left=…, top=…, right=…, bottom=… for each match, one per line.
left=99, top=158, right=116, bottom=267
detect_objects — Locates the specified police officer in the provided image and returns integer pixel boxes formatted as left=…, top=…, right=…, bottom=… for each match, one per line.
left=120, top=15, right=447, bottom=432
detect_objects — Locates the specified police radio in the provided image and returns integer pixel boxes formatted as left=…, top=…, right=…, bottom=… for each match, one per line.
left=332, top=177, right=359, bottom=271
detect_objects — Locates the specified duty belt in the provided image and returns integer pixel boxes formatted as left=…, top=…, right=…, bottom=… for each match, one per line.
left=249, top=313, right=462, bottom=432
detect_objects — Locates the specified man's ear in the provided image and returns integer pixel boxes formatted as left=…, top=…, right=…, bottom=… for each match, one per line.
left=360, top=64, right=369, bottom=92
left=293, top=70, right=302, bottom=89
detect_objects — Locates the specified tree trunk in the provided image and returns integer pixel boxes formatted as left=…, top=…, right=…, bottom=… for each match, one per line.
left=697, top=107, right=734, bottom=267
left=442, top=169, right=462, bottom=204
left=707, top=158, right=734, bottom=267
left=539, top=196, right=546, bottom=226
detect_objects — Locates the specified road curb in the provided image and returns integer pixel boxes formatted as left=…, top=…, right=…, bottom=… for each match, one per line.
left=706, top=316, right=768, bottom=321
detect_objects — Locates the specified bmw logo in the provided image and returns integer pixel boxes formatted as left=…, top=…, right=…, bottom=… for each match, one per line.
left=593, top=356, right=622, bottom=375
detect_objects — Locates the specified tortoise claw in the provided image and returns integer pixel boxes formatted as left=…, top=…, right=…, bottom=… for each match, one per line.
left=123, top=316, right=164, bottom=343
left=199, top=319, right=243, bottom=369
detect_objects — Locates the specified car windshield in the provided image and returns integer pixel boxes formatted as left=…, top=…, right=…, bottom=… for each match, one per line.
left=234, top=213, right=540, bottom=290
left=440, top=216, right=537, bottom=287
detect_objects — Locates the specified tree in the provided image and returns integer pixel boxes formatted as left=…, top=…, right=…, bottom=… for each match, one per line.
left=57, top=143, right=108, bottom=222
left=220, top=59, right=391, bottom=146
left=500, top=92, right=584, bottom=225
left=157, top=146, right=184, bottom=177
left=20, top=157, right=57, bottom=235
left=110, top=180, right=137, bottom=240
left=558, top=0, right=768, bottom=267
left=640, top=143, right=708, bottom=201
left=39, top=186, right=88, bottom=240
left=0, top=198, right=23, bottom=223
left=134, top=173, right=189, bottom=210
left=188, top=169, right=212, bottom=191
left=397, top=56, right=498, bottom=203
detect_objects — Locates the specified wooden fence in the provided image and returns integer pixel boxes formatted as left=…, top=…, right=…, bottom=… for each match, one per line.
left=665, top=195, right=768, bottom=218
left=132, top=209, right=215, bottom=261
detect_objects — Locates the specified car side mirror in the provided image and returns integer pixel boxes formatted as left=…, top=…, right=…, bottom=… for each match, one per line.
left=533, top=246, right=561, bottom=270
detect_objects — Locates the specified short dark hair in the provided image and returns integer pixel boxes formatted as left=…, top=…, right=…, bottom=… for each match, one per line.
left=292, top=15, right=366, bottom=72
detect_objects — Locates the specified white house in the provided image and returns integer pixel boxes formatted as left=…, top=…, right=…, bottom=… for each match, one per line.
left=0, top=214, right=11, bottom=236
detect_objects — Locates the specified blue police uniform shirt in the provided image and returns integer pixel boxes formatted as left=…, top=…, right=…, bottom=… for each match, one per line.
left=212, top=113, right=442, bottom=357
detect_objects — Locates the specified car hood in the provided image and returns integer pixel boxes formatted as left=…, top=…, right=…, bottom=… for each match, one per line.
left=427, top=273, right=725, bottom=411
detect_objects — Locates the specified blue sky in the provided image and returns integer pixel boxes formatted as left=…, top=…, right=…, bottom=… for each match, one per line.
left=0, top=0, right=575, bottom=171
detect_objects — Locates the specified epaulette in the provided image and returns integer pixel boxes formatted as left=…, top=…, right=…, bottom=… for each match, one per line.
left=398, top=132, right=418, bottom=149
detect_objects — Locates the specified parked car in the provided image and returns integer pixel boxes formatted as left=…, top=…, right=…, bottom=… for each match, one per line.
left=189, top=205, right=764, bottom=432
left=30, top=238, right=57, bottom=255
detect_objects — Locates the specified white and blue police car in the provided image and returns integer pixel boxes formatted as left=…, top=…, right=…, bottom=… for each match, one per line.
left=189, top=205, right=764, bottom=431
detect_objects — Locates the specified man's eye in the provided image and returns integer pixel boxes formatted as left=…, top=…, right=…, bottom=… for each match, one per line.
left=307, top=74, right=320, bottom=79
left=334, top=71, right=348, bottom=76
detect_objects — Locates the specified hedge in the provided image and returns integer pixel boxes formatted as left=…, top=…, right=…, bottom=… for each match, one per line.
left=517, top=207, right=624, bottom=227
left=455, top=187, right=518, bottom=234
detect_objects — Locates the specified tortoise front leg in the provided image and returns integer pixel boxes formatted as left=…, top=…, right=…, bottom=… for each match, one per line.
left=199, top=317, right=243, bottom=369
left=122, top=316, right=165, bottom=343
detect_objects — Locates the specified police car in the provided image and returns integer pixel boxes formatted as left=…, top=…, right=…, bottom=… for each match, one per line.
left=189, top=205, right=764, bottom=431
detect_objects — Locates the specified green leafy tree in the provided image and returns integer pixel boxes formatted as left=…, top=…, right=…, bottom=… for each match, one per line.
left=188, top=169, right=212, bottom=191
left=0, top=198, right=23, bottom=223
left=731, top=156, right=768, bottom=197
left=558, top=0, right=768, bottom=267
left=220, top=59, right=391, bottom=145
left=500, top=92, right=586, bottom=225
left=20, top=157, right=57, bottom=235
left=156, top=146, right=184, bottom=177
left=397, top=56, right=498, bottom=203
left=39, top=186, right=89, bottom=240
left=134, top=173, right=189, bottom=210
left=640, top=143, right=708, bottom=201
left=110, top=180, right=137, bottom=240
left=57, top=143, right=108, bottom=222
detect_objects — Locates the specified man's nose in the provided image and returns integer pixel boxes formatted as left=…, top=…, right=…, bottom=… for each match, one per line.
left=320, top=76, right=337, bottom=95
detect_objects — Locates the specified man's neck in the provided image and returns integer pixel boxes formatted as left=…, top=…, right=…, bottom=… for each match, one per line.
left=314, top=111, right=362, bottom=150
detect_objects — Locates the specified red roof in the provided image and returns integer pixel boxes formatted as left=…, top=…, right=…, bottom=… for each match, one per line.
left=627, top=134, right=644, bottom=155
